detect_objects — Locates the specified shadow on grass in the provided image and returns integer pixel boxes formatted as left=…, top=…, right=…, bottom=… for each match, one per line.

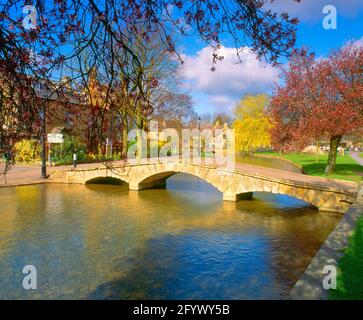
left=329, top=217, right=363, bottom=300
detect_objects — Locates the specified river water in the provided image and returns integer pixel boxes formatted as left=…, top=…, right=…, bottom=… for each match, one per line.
left=235, top=155, right=302, bottom=173
left=0, top=167, right=341, bottom=299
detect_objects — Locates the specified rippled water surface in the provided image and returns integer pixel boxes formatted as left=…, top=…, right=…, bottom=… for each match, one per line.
left=0, top=173, right=341, bottom=299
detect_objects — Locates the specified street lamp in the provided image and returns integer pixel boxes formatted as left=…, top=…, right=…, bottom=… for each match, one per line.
left=40, top=101, right=47, bottom=178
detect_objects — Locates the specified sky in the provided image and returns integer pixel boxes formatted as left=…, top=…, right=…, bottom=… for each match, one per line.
left=178, top=0, right=363, bottom=115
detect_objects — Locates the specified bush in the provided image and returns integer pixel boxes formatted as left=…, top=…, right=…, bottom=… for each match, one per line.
left=14, top=139, right=41, bottom=163
left=51, top=135, right=87, bottom=164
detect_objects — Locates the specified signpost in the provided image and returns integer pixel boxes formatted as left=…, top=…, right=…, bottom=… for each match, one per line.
left=47, top=133, right=64, bottom=144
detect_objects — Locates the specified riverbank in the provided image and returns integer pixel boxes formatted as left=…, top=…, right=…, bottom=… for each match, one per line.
left=255, top=152, right=363, bottom=183
left=290, top=183, right=363, bottom=300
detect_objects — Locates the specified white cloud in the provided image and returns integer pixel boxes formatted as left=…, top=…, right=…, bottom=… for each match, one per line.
left=266, top=0, right=363, bottom=23
left=354, top=36, right=363, bottom=47
left=180, top=46, right=278, bottom=112
left=209, top=95, right=236, bottom=106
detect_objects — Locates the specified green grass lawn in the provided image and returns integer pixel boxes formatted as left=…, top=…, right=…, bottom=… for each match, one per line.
left=329, top=217, right=363, bottom=300
left=256, top=152, right=363, bottom=183
left=360, top=153, right=363, bottom=159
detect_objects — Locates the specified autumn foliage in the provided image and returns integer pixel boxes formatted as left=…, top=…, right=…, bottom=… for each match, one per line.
left=269, top=44, right=363, bottom=174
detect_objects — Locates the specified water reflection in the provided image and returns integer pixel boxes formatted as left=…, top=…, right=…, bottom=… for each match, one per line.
left=235, top=155, right=302, bottom=173
left=0, top=173, right=340, bottom=299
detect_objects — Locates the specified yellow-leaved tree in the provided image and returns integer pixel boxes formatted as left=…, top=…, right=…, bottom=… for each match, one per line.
left=233, top=94, right=272, bottom=154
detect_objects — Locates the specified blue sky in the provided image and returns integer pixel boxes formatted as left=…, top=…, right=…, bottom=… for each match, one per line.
left=179, top=0, right=363, bottom=115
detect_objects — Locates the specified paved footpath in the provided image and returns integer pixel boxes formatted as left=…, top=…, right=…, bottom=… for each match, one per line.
left=350, top=151, right=363, bottom=166
left=0, top=164, right=45, bottom=186
left=232, top=162, right=357, bottom=192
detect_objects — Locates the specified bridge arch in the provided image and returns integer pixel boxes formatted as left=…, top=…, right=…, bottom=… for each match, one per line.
left=133, top=171, right=228, bottom=195
left=128, top=164, right=226, bottom=193
left=229, top=180, right=354, bottom=212
left=233, top=190, right=318, bottom=209
left=85, top=176, right=128, bottom=186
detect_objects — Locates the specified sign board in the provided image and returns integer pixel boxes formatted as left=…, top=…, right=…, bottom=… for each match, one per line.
left=47, top=133, right=64, bottom=144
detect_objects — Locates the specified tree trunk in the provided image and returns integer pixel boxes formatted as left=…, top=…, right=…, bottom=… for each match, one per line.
left=135, top=104, right=144, bottom=161
left=315, top=140, right=320, bottom=164
left=122, top=124, right=128, bottom=158
left=325, top=135, right=342, bottom=175
left=120, top=110, right=129, bottom=159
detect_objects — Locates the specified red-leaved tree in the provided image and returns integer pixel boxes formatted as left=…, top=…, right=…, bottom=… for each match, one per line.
left=269, top=44, right=363, bottom=174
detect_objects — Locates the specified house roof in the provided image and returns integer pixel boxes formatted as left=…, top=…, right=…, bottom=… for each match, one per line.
left=50, top=126, right=65, bottom=134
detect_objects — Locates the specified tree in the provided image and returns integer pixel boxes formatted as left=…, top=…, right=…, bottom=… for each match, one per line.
left=269, top=44, right=363, bottom=174
left=0, top=0, right=300, bottom=149
left=156, top=92, right=195, bottom=129
left=233, top=94, right=272, bottom=154
left=213, top=113, right=233, bottom=126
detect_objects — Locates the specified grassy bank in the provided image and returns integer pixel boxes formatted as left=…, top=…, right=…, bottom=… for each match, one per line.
left=329, top=217, right=363, bottom=300
left=256, top=152, right=363, bottom=183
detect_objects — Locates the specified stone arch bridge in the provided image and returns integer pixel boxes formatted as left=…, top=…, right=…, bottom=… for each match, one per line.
left=49, top=161, right=359, bottom=213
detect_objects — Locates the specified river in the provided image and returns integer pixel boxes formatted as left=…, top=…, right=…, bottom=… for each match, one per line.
left=0, top=162, right=341, bottom=299
left=235, top=155, right=302, bottom=173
